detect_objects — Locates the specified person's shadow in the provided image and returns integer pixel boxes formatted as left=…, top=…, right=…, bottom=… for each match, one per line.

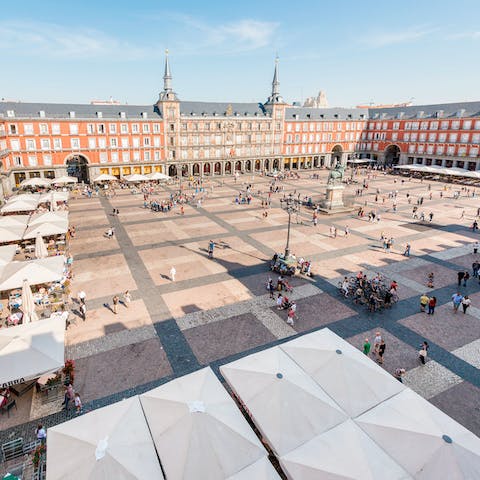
left=103, top=303, right=115, bottom=314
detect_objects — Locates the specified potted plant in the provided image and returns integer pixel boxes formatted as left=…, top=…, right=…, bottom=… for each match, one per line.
left=32, top=444, right=46, bottom=470
left=63, top=359, right=75, bottom=384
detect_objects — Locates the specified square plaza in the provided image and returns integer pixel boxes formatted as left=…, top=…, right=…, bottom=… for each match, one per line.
left=1, top=170, right=480, bottom=446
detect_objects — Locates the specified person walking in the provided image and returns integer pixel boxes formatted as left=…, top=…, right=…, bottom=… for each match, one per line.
left=457, top=271, right=465, bottom=286
left=473, top=241, right=479, bottom=255
left=462, top=295, right=471, bottom=314
left=377, top=339, right=386, bottom=364
left=363, top=338, right=371, bottom=355
left=473, top=260, right=480, bottom=278
left=123, top=290, right=131, bottom=308
left=112, top=295, right=119, bottom=314
left=74, top=392, right=83, bottom=414
left=268, top=278, right=275, bottom=299
left=79, top=302, right=87, bottom=321
left=403, top=243, right=411, bottom=257
left=452, top=292, right=463, bottom=313
left=170, top=266, right=177, bottom=282
left=77, top=290, right=86, bottom=304
left=373, top=332, right=382, bottom=356
left=427, top=296, right=437, bottom=315
left=419, top=341, right=429, bottom=365
left=62, top=383, right=75, bottom=410
left=36, top=424, right=47, bottom=444
left=463, top=271, right=470, bottom=287
left=344, top=225, right=349, bottom=237
left=420, top=293, right=429, bottom=312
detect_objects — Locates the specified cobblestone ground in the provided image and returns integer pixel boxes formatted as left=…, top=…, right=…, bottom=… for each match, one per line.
left=2, top=170, right=480, bottom=457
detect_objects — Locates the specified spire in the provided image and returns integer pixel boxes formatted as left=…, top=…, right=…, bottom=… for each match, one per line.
left=265, top=55, right=283, bottom=105
left=159, top=49, right=178, bottom=101
left=272, top=55, right=280, bottom=96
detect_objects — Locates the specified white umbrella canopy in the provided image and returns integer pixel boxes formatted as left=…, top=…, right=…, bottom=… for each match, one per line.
left=355, top=389, right=480, bottom=479
left=0, top=245, right=17, bottom=266
left=220, top=347, right=347, bottom=457
left=140, top=367, right=268, bottom=480
left=1, top=197, right=40, bottom=213
left=280, top=328, right=405, bottom=417
left=147, top=172, right=170, bottom=181
left=0, top=215, right=30, bottom=228
left=34, top=233, right=48, bottom=259
left=93, top=173, right=117, bottom=182
left=23, top=220, right=68, bottom=240
left=0, top=316, right=66, bottom=387
left=28, top=211, right=69, bottom=227
left=0, top=255, right=65, bottom=292
left=227, top=457, right=280, bottom=479
left=21, top=279, right=38, bottom=324
left=124, top=173, right=148, bottom=182
left=0, top=226, right=25, bottom=243
left=47, top=396, right=164, bottom=480
left=280, top=419, right=411, bottom=480
left=39, top=191, right=69, bottom=204
left=50, top=175, right=78, bottom=184
left=19, top=177, right=51, bottom=188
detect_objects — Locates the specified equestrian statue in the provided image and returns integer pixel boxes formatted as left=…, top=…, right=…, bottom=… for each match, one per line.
left=327, top=162, right=345, bottom=185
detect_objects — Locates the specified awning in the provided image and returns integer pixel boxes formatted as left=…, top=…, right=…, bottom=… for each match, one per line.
left=0, top=255, right=66, bottom=292
left=1, top=195, right=40, bottom=213
left=47, top=396, right=165, bottom=479
left=0, top=315, right=66, bottom=388
left=140, top=367, right=275, bottom=479
left=146, top=172, right=170, bottom=181
left=93, top=173, right=117, bottom=182
left=23, top=221, right=68, bottom=240
left=50, top=176, right=78, bottom=184
left=28, top=211, right=69, bottom=227
left=0, top=245, right=17, bottom=266
left=124, top=174, right=148, bottom=182
left=19, top=177, right=51, bottom=188
left=220, top=347, right=347, bottom=456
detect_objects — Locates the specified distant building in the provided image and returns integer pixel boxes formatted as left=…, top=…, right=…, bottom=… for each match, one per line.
left=304, top=91, right=328, bottom=108
left=0, top=53, right=479, bottom=190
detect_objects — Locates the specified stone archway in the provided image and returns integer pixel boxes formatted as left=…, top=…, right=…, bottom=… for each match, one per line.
left=245, top=160, right=252, bottom=172
left=255, top=159, right=261, bottom=172
left=225, top=161, right=232, bottom=174
left=214, top=162, right=221, bottom=175
left=204, top=163, right=211, bottom=175
left=384, top=144, right=401, bottom=165
left=331, top=145, right=343, bottom=166
left=181, top=164, right=189, bottom=177
left=265, top=159, right=270, bottom=171
left=273, top=159, right=279, bottom=171
left=168, top=165, right=177, bottom=177
left=193, top=163, right=200, bottom=176
left=65, top=154, right=89, bottom=183
left=235, top=161, right=242, bottom=172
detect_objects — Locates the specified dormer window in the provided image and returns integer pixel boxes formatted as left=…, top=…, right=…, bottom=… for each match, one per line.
left=69, top=111, right=75, bottom=118
left=39, top=110, right=45, bottom=118
left=120, top=111, right=126, bottom=118
left=96, top=112, right=103, bottom=118
left=141, top=112, right=147, bottom=119
left=6, top=110, right=14, bottom=118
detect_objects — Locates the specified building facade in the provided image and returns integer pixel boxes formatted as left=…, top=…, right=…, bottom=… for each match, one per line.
left=1, top=53, right=480, bottom=192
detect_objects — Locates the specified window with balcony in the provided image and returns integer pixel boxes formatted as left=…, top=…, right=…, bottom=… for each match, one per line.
left=88, top=138, right=96, bottom=149
left=153, top=123, right=160, bottom=133
left=41, top=139, right=50, bottom=150
left=87, top=124, right=95, bottom=134
left=110, top=138, right=118, bottom=147
left=43, top=155, right=52, bottom=166
left=24, top=124, right=34, bottom=135
left=54, top=138, right=63, bottom=150
left=26, top=139, right=36, bottom=150
left=109, top=124, right=117, bottom=134
left=132, top=124, right=140, bottom=133
left=451, top=121, right=460, bottom=130
left=52, top=124, right=60, bottom=134
left=97, top=124, right=105, bottom=134
left=9, top=124, right=17, bottom=134
left=120, top=124, right=128, bottom=134
left=449, top=133, right=458, bottom=142
left=463, top=120, right=472, bottom=130
left=69, top=124, right=79, bottom=134
left=440, top=121, right=449, bottom=130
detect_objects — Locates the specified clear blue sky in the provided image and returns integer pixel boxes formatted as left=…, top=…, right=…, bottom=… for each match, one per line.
left=1, top=0, right=479, bottom=107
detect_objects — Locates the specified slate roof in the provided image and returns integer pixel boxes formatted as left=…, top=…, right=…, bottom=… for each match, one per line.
left=368, top=101, right=480, bottom=120
left=0, top=102, right=161, bottom=120
left=179, top=101, right=267, bottom=117
left=285, top=107, right=367, bottom=121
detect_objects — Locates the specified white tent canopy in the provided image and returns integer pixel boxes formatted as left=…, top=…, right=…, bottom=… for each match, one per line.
left=19, top=177, right=51, bottom=188
left=0, top=245, right=17, bottom=266
left=124, top=174, right=148, bottom=182
left=140, top=367, right=275, bottom=479
left=0, top=226, right=25, bottom=243
left=50, top=176, right=78, bottom=184
left=47, top=396, right=164, bottom=480
left=23, top=221, right=68, bottom=240
left=1, top=195, right=40, bottom=213
left=0, top=215, right=30, bottom=228
left=39, top=191, right=69, bottom=204
left=28, top=211, right=69, bottom=227
left=0, top=255, right=65, bottom=292
left=220, top=347, right=347, bottom=456
left=147, top=172, right=170, bottom=181
left=93, top=173, right=117, bottom=182
left=280, top=328, right=405, bottom=417
left=280, top=419, right=411, bottom=480
left=356, top=388, right=480, bottom=478
left=0, top=315, right=66, bottom=388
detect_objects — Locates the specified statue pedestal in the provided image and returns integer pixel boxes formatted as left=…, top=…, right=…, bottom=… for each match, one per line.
left=318, top=184, right=355, bottom=215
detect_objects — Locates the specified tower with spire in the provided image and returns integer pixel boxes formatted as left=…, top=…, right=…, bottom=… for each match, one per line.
left=265, top=56, right=284, bottom=105
left=159, top=49, right=178, bottom=102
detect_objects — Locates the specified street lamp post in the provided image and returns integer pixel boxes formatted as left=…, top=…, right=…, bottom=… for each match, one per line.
left=280, top=192, right=301, bottom=258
